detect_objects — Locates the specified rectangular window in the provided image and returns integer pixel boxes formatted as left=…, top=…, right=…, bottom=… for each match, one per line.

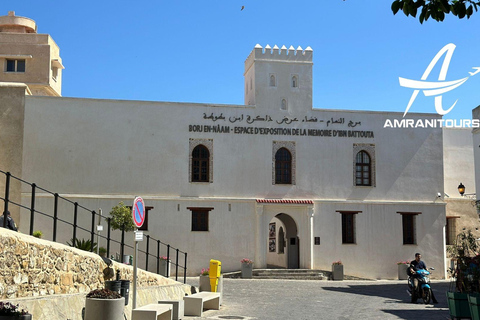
left=5, top=59, right=26, bottom=72
left=399, top=212, right=420, bottom=245
left=337, top=211, right=360, bottom=244
left=446, top=217, right=459, bottom=245
left=52, top=67, right=58, bottom=81
left=342, top=213, right=355, bottom=244
left=188, top=207, right=213, bottom=231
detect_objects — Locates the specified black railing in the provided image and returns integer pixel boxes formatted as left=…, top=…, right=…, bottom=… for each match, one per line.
left=0, top=170, right=187, bottom=283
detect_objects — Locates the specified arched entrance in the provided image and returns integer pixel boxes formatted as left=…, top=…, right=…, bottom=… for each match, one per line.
left=266, top=213, right=299, bottom=269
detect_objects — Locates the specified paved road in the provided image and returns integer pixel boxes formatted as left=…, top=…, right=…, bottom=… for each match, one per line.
left=185, top=278, right=452, bottom=320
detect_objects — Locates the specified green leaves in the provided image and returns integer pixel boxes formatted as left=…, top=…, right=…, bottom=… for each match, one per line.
left=392, top=0, right=402, bottom=14
left=67, top=238, right=98, bottom=252
left=391, top=0, right=480, bottom=23
left=109, top=201, right=135, bottom=232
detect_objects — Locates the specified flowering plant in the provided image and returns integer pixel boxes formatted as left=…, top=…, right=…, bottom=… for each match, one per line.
left=396, top=260, right=410, bottom=265
left=241, top=258, right=253, bottom=264
left=0, top=302, right=28, bottom=316
left=159, top=256, right=170, bottom=260
left=200, top=268, right=209, bottom=276
left=332, top=261, right=343, bottom=265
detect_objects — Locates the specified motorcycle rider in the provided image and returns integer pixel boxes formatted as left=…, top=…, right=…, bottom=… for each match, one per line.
left=408, top=253, right=426, bottom=297
left=408, top=253, right=437, bottom=303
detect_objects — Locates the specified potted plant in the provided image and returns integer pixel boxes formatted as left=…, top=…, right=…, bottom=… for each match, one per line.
left=159, top=256, right=171, bottom=277
left=397, top=260, right=410, bottom=280
left=84, top=288, right=125, bottom=320
left=241, top=258, right=254, bottom=279
left=332, top=261, right=344, bottom=281
left=0, top=302, right=32, bottom=320
left=199, top=268, right=210, bottom=291
left=446, top=230, right=480, bottom=319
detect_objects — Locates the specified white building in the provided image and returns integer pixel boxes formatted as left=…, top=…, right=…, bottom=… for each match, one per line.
left=0, top=12, right=450, bottom=279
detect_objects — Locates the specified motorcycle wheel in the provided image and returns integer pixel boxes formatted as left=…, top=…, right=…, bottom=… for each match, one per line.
left=422, top=288, right=431, bottom=304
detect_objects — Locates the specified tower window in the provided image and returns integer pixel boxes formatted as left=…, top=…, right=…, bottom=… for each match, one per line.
left=5, top=59, right=25, bottom=73
left=52, top=67, right=58, bottom=81
left=270, top=74, right=276, bottom=87
left=292, top=75, right=298, bottom=88
left=281, top=99, right=287, bottom=110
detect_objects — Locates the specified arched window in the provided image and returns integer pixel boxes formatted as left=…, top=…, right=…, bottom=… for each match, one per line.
left=270, top=74, right=276, bottom=87
left=281, top=99, right=287, bottom=110
left=355, top=151, right=371, bottom=186
left=192, top=145, right=210, bottom=182
left=292, top=76, right=298, bottom=88
left=275, top=148, right=292, bottom=184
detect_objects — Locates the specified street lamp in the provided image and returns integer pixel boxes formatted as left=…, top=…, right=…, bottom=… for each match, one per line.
left=458, top=182, right=466, bottom=196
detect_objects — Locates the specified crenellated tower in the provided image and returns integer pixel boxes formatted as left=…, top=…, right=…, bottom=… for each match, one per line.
left=244, top=44, right=313, bottom=113
left=0, top=11, right=64, bottom=96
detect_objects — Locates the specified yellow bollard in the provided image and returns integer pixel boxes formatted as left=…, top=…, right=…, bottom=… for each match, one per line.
left=209, top=259, right=221, bottom=292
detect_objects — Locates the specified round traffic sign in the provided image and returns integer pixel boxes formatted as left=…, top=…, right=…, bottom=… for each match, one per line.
left=132, top=197, right=145, bottom=228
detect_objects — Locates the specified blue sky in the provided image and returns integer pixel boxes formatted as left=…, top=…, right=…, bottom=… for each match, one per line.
left=3, top=1, right=480, bottom=120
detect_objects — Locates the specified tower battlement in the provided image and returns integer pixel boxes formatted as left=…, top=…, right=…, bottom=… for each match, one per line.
left=245, top=44, right=313, bottom=71
left=244, top=43, right=313, bottom=111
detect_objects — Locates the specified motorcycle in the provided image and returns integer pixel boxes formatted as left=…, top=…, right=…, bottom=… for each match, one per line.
left=407, top=267, right=435, bottom=304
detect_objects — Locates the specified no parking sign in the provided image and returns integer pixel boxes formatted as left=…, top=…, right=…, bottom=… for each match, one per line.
left=132, top=196, right=145, bottom=228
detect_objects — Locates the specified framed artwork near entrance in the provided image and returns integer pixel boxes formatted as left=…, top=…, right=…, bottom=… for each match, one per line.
left=269, top=238, right=276, bottom=252
left=269, top=222, right=276, bottom=238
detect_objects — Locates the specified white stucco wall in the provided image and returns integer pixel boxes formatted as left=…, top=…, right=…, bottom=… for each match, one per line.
left=13, top=95, right=446, bottom=278
left=443, top=128, right=475, bottom=198
left=22, top=96, right=443, bottom=202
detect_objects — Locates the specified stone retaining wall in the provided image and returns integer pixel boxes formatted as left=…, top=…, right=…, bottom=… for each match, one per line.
left=0, top=228, right=191, bottom=319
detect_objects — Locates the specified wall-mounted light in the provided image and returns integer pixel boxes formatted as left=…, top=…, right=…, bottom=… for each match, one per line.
left=458, top=182, right=466, bottom=196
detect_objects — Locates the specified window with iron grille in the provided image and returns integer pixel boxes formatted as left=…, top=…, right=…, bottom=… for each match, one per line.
left=192, top=145, right=210, bottom=182
left=355, top=150, right=371, bottom=186
left=275, top=147, right=292, bottom=184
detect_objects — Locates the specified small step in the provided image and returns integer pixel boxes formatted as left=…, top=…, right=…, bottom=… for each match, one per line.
left=223, top=268, right=372, bottom=280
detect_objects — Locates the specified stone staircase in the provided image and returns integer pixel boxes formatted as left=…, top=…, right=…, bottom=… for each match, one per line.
left=224, top=269, right=329, bottom=280
left=254, top=269, right=329, bottom=280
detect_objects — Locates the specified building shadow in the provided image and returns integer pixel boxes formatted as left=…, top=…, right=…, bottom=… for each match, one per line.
left=322, top=282, right=450, bottom=307
left=381, top=309, right=451, bottom=320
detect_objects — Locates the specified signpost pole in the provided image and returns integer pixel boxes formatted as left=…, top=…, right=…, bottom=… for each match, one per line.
left=131, top=196, right=145, bottom=315
left=133, top=229, right=138, bottom=309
